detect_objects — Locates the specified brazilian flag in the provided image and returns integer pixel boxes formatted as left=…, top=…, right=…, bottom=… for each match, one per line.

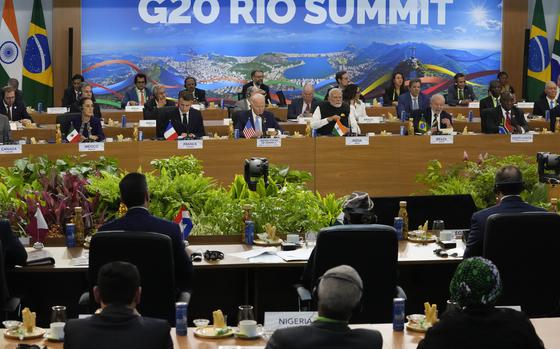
left=526, top=0, right=550, bottom=102
left=418, top=118, right=427, bottom=134
left=22, top=0, right=53, bottom=108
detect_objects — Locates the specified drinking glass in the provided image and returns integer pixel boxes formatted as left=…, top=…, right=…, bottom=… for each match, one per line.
left=305, top=231, right=317, bottom=248
left=237, top=305, right=255, bottom=324
left=432, top=220, right=445, bottom=235
left=51, top=305, right=67, bottom=323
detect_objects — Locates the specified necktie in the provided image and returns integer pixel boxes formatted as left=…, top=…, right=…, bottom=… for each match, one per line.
left=305, top=102, right=310, bottom=113
left=504, top=111, right=513, bottom=133
left=140, top=90, right=145, bottom=105
left=432, top=114, right=439, bottom=130
left=551, top=101, right=555, bottom=110
left=458, top=89, right=464, bottom=101
left=493, top=97, right=497, bottom=108
left=182, top=113, right=188, bottom=126
left=412, top=98, right=418, bottom=110
left=255, top=116, right=262, bottom=132
left=7, top=106, right=11, bottom=121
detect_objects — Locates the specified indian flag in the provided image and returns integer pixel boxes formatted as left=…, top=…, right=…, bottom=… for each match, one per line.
left=0, top=0, right=22, bottom=84
left=332, top=119, right=348, bottom=136
left=66, top=127, right=80, bottom=143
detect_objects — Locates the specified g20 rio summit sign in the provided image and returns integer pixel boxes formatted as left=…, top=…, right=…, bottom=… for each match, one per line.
left=82, top=0, right=502, bottom=106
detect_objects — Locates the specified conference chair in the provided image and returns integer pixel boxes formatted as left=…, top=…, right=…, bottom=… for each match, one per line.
left=57, top=112, right=81, bottom=137
left=81, top=231, right=190, bottom=324
left=295, top=224, right=404, bottom=323
left=0, top=241, right=21, bottom=321
left=371, top=194, right=477, bottom=229
left=483, top=212, right=560, bottom=317
left=481, top=108, right=493, bottom=133
left=276, top=91, right=287, bottom=107
left=154, top=106, right=177, bottom=138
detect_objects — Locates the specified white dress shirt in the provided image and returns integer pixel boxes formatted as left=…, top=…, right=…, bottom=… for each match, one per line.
left=311, top=105, right=360, bottom=134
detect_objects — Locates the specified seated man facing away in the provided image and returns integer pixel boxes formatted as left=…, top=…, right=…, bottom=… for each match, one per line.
left=266, top=265, right=382, bottom=349
left=464, top=165, right=545, bottom=258
left=418, top=257, right=544, bottom=349
left=64, top=261, right=172, bottom=349
left=99, top=173, right=193, bottom=292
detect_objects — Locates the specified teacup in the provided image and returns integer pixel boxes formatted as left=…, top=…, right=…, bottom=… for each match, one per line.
left=49, top=322, right=65, bottom=339
left=439, top=230, right=454, bottom=241
left=286, top=234, right=300, bottom=244
left=238, top=320, right=259, bottom=337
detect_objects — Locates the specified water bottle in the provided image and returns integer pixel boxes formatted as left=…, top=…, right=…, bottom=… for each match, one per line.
left=37, top=102, right=43, bottom=113
left=312, top=129, right=317, bottom=138
left=378, top=96, right=384, bottom=106
left=121, top=114, right=127, bottom=128
left=545, top=110, right=550, bottom=122
left=175, top=302, right=188, bottom=336
left=234, top=129, right=240, bottom=139
left=400, top=111, right=406, bottom=122
left=468, top=110, right=473, bottom=122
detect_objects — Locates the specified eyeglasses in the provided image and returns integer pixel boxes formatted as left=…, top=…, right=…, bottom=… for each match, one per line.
left=204, top=250, right=224, bottom=261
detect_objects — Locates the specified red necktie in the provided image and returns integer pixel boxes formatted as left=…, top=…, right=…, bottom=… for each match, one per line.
left=140, top=91, right=145, bottom=105
left=504, top=111, right=513, bottom=133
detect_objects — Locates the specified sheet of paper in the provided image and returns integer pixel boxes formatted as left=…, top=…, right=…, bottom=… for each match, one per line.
left=228, top=247, right=277, bottom=260
left=276, top=248, right=313, bottom=261
left=248, top=254, right=285, bottom=263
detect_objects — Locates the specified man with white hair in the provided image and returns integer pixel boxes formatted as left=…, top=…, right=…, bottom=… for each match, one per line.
left=266, top=265, right=382, bottom=349
left=533, top=81, right=559, bottom=117
left=311, top=88, right=360, bottom=136
left=144, top=85, right=175, bottom=113
left=413, top=93, right=453, bottom=133
left=235, top=94, right=282, bottom=138
left=287, top=83, right=321, bottom=119
left=234, top=85, right=264, bottom=112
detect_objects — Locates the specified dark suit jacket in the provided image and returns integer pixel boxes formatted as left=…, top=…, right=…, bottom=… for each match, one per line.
left=179, top=88, right=208, bottom=106
left=241, top=82, right=272, bottom=104
left=143, top=98, right=175, bottom=113
left=446, top=85, right=477, bottom=106
left=0, top=114, right=10, bottom=143
left=62, top=87, right=81, bottom=107
left=121, top=87, right=152, bottom=109
left=69, top=101, right=103, bottom=120
left=413, top=108, right=453, bottom=133
left=396, top=92, right=430, bottom=119
left=417, top=307, right=544, bottom=349
left=69, top=114, right=105, bottom=141
left=99, top=207, right=193, bottom=291
left=287, top=97, right=321, bottom=119
left=265, top=320, right=382, bottom=349
left=0, top=220, right=27, bottom=268
left=0, top=101, right=31, bottom=122
left=235, top=110, right=283, bottom=138
left=382, top=85, right=408, bottom=106
left=532, top=97, right=559, bottom=117
left=64, top=304, right=172, bottom=349
left=167, top=107, right=205, bottom=138
left=481, top=106, right=528, bottom=134
left=464, top=196, right=546, bottom=258
left=479, top=95, right=499, bottom=115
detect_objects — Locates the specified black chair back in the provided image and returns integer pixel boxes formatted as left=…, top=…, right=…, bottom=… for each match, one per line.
left=483, top=212, right=560, bottom=317
left=481, top=108, right=493, bottom=133
left=276, top=91, right=287, bottom=106
left=232, top=110, right=244, bottom=126
left=0, top=241, right=7, bottom=321
left=89, top=231, right=177, bottom=323
left=309, top=224, right=397, bottom=323
left=371, top=194, right=476, bottom=229
left=57, top=112, right=81, bottom=137
left=155, top=106, right=177, bottom=138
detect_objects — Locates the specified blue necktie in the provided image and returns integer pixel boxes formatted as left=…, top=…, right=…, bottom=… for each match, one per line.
left=551, top=101, right=555, bottom=109
left=255, top=116, right=262, bottom=132
left=412, top=98, right=419, bottom=110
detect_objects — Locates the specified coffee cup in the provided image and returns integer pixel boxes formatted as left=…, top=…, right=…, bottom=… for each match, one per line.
left=286, top=234, right=300, bottom=244
left=439, top=230, right=454, bottom=241
left=238, top=320, right=259, bottom=337
left=49, top=322, right=65, bottom=339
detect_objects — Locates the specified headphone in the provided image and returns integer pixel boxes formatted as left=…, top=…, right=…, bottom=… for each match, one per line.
left=312, top=271, right=364, bottom=311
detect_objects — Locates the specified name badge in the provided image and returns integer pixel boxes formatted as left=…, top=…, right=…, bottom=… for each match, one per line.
left=430, top=135, right=454, bottom=144
left=0, top=144, right=22, bottom=154
left=468, top=102, right=480, bottom=108
left=510, top=134, right=533, bottom=143
left=345, top=136, right=369, bottom=146
left=47, top=107, right=69, bottom=114
left=178, top=140, right=203, bottom=149
left=264, top=312, right=317, bottom=332
left=358, top=116, right=383, bottom=124
left=257, top=138, right=281, bottom=147
left=79, top=142, right=105, bottom=152
left=139, top=120, right=156, bottom=127
left=125, top=105, right=144, bottom=112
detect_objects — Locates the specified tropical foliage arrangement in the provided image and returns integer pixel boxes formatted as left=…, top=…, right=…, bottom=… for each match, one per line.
left=0, top=155, right=343, bottom=237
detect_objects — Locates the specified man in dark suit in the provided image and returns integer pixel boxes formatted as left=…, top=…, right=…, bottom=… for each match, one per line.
left=64, top=261, right=172, bottom=349
left=266, top=265, right=382, bottom=349
left=481, top=92, right=528, bottom=134
left=235, top=94, right=282, bottom=138
left=414, top=94, right=452, bottom=133
left=0, top=220, right=27, bottom=268
left=179, top=76, right=207, bottom=107
left=447, top=73, right=477, bottom=106
left=144, top=85, right=175, bottom=113
left=324, top=70, right=351, bottom=101
left=166, top=91, right=205, bottom=139
left=99, top=173, right=193, bottom=292
left=0, top=86, right=32, bottom=123
left=287, top=83, right=321, bottom=119
left=241, top=70, right=272, bottom=104
left=397, top=78, right=429, bottom=120
left=464, top=166, right=546, bottom=258
left=62, top=74, right=84, bottom=107
left=6, top=78, right=25, bottom=107
left=69, top=83, right=103, bottom=119
left=121, top=73, right=152, bottom=108
left=479, top=80, right=501, bottom=115
left=533, top=81, right=559, bottom=117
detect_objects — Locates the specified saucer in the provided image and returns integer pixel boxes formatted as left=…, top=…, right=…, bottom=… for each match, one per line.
left=44, top=331, right=64, bottom=342
left=234, top=331, right=263, bottom=340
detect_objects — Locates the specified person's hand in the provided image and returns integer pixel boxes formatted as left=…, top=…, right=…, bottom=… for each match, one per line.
left=89, top=135, right=98, bottom=141
left=188, top=133, right=195, bottom=138
left=21, top=119, right=32, bottom=127
left=128, top=101, right=139, bottom=106
left=302, top=111, right=312, bottom=118
left=328, top=115, right=341, bottom=122
left=442, top=118, right=451, bottom=127
left=180, top=132, right=187, bottom=138
left=392, top=101, right=398, bottom=106
left=254, top=130, right=263, bottom=138
left=157, top=99, right=166, bottom=107
left=430, top=127, right=438, bottom=133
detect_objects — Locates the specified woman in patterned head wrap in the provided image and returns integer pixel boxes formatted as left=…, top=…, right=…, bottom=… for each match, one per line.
left=417, top=257, right=544, bottom=349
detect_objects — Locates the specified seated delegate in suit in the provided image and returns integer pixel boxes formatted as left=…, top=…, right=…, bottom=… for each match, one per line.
left=447, top=73, right=477, bottom=106
left=69, top=97, right=105, bottom=142
left=383, top=71, right=408, bottom=106
left=99, top=173, right=193, bottom=292
left=0, top=114, right=10, bottom=143
left=266, top=265, right=382, bottom=349
left=312, top=88, right=360, bottom=136
left=479, top=79, right=501, bottom=115
left=481, top=92, right=528, bottom=134
left=533, top=81, right=559, bottom=117
left=179, top=76, right=208, bottom=107
left=62, top=74, right=84, bottom=107
left=287, top=83, right=321, bottom=119
left=121, top=73, right=152, bottom=108
left=241, top=70, right=272, bottom=104
left=396, top=78, right=429, bottom=120
left=0, top=86, right=32, bottom=123
left=463, top=166, right=546, bottom=258
left=70, top=82, right=103, bottom=119
left=6, top=78, right=25, bottom=107
left=167, top=91, right=205, bottom=139
left=234, top=86, right=262, bottom=112
left=418, top=257, right=544, bottom=349
left=343, top=84, right=367, bottom=127
left=235, top=94, right=282, bottom=138
left=413, top=94, right=452, bottom=133
left=0, top=219, right=27, bottom=268
left=144, top=84, right=175, bottom=113
left=324, top=70, right=351, bottom=101
left=64, top=261, right=172, bottom=349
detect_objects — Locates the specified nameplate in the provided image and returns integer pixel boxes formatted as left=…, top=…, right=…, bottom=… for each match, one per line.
left=79, top=142, right=105, bottom=152
left=264, top=312, right=317, bottom=332
left=358, top=116, right=383, bottom=124
left=345, top=136, right=369, bottom=146
left=191, top=104, right=201, bottom=110
left=47, top=107, right=69, bottom=114
left=510, top=134, right=533, bottom=143
left=468, top=102, right=480, bottom=108
left=515, top=102, right=534, bottom=109
left=125, top=105, right=144, bottom=112
left=0, top=144, right=22, bottom=154
left=257, top=138, right=281, bottom=147
left=430, top=135, right=454, bottom=144
left=139, top=120, right=156, bottom=127
left=223, top=118, right=232, bottom=126
left=178, top=140, right=203, bottom=149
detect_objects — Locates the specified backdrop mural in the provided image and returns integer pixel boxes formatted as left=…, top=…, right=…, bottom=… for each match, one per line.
left=82, top=0, right=503, bottom=107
